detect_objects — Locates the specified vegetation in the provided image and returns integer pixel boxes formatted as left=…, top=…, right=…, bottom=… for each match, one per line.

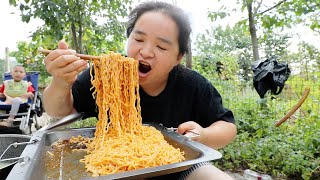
left=207, top=73, right=320, bottom=180
left=7, top=0, right=320, bottom=179
left=191, top=15, right=319, bottom=179
left=8, top=0, right=131, bottom=86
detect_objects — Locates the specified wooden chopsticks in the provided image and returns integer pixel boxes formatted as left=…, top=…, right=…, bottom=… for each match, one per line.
left=38, top=49, right=100, bottom=60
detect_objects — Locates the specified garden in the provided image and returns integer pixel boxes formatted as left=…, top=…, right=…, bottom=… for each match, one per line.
left=1, top=0, right=319, bottom=179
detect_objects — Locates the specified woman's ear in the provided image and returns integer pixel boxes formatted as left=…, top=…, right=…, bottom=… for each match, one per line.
left=176, top=54, right=184, bottom=66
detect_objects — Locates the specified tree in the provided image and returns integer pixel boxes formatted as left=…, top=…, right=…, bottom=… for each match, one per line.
left=194, top=24, right=251, bottom=81
left=260, top=0, right=320, bottom=32
left=246, top=0, right=260, bottom=61
left=296, top=42, right=320, bottom=80
left=210, top=0, right=320, bottom=62
left=10, top=0, right=131, bottom=54
left=261, top=29, right=291, bottom=60
left=9, top=0, right=132, bottom=85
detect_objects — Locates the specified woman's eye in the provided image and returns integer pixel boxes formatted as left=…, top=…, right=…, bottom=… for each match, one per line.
left=157, top=46, right=167, bottom=50
left=134, top=38, right=143, bottom=42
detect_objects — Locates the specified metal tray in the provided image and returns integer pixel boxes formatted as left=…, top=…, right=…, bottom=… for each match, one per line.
left=6, top=123, right=222, bottom=179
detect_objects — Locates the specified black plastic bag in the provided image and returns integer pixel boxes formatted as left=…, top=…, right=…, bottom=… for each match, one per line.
left=252, top=58, right=291, bottom=98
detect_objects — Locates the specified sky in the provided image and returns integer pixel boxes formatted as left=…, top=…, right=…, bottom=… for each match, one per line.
left=0, top=1, right=43, bottom=58
left=0, top=0, right=319, bottom=59
left=0, top=0, right=241, bottom=59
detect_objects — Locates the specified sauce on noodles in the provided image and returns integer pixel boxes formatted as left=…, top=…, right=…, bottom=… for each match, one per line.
left=74, top=52, right=184, bottom=176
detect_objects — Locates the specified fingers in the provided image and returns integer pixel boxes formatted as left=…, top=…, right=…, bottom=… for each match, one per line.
left=184, top=131, right=199, bottom=139
left=177, top=121, right=203, bottom=141
left=54, top=61, right=88, bottom=79
left=58, top=40, right=68, bottom=49
left=177, top=121, right=200, bottom=135
left=55, top=67, right=85, bottom=84
left=43, top=40, right=88, bottom=86
left=46, top=54, right=87, bottom=75
left=44, top=49, right=77, bottom=66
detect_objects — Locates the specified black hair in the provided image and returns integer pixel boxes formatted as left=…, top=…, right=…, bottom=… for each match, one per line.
left=126, top=1, right=192, bottom=55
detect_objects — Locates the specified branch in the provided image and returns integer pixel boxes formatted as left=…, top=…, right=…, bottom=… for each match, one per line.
left=275, top=88, right=310, bottom=127
left=259, top=0, right=287, bottom=15
left=71, top=22, right=78, bottom=51
left=254, top=0, right=264, bottom=16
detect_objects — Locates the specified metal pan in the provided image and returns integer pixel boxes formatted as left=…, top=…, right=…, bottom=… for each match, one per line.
left=39, top=112, right=85, bottom=131
left=0, top=134, right=31, bottom=178
left=6, top=123, right=222, bottom=180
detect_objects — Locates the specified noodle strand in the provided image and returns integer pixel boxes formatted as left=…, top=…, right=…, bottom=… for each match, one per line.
left=75, top=52, right=184, bottom=177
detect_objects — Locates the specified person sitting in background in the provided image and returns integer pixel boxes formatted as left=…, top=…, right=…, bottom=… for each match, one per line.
left=0, top=65, right=35, bottom=126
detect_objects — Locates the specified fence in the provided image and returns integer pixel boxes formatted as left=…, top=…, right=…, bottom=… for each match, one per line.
left=212, top=73, right=319, bottom=124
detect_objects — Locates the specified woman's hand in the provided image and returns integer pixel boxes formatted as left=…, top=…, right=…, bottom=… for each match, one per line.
left=44, top=40, right=88, bottom=89
left=177, top=120, right=237, bottom=149
left=177, top=121, right=203, bottom=140
left=43, top=40, right=87, bottom=118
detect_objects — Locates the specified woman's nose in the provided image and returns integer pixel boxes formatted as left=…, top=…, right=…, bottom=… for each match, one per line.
left=139, top=44, right=154, bottom=58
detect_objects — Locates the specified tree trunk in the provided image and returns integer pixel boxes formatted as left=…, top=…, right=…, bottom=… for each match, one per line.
left=186, top=40, right=192, bottom=69
left=247, top=2, right=260, bottom=61
left=305, top=59, right=309, bottom=80
left=78, top=23, right=83, bottom=54
left=71, top=22, right=79, bottom=52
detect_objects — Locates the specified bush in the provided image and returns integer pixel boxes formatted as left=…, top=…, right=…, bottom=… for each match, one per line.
left=209, top=74, right=320, bottom=180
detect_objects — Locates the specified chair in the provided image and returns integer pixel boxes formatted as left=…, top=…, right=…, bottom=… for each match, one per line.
left=0, top=71, right=43, bottom=134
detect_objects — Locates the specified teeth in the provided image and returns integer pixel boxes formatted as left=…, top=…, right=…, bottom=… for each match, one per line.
left=140, top=61, right=149, bottom=66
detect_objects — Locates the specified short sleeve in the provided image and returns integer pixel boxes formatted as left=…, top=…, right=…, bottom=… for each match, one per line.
left=195, top=80, right=235, bottom=127
left=0, top=83, right=4, bottom=93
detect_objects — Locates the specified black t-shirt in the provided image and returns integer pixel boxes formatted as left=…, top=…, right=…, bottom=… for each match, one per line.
left=72, top=64, right=234, bottom=128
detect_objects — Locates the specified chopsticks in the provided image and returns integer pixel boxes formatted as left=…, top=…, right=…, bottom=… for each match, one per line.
left=38, top=49, right=100, bottom=60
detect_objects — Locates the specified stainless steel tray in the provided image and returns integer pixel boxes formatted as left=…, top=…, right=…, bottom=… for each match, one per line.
left=6, top=123, right=222, bottom=179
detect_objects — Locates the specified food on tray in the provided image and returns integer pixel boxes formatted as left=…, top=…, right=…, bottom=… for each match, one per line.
left=51, top=52, right=185, bottom=177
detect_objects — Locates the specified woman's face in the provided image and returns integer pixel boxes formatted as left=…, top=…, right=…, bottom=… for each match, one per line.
left=127, top=11, right=182, bottom=93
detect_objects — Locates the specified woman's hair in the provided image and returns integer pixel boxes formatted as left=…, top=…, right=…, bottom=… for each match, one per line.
left=126, top=1, right=192, bottom=55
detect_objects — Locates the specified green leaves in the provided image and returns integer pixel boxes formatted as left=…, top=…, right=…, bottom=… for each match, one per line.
left=9, top=0, right=132, bottom=83
left=9, top=0, right=17, bottom=6
left=212, top=73, right=320, bottom=179
left=208, top=11, right=227, bottom=22
left=194, top=24, right=252, bottom=82
left=10, top=0, right=132, bottom=53
left=21, top=14, right=30, bottom=23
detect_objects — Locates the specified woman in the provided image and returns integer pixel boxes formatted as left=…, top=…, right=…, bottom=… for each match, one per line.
left=43, top=1, right=236, bottom=179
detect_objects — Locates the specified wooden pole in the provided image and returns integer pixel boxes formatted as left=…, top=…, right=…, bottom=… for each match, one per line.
left=5, top=47, right=9, bottom=72
left=275, top=88, right=310, bottom=127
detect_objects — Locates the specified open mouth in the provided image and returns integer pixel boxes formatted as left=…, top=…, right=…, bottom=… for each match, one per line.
left=139, top=62, right=151, bottom=74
